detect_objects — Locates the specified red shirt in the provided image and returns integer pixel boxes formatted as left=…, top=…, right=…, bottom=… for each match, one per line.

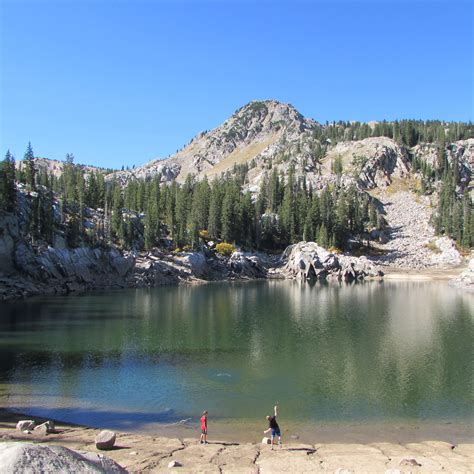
left=200, top=415, right=207, bottom=430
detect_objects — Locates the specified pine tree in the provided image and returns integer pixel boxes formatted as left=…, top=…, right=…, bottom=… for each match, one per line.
left=221, top=183, right=237, bottom=243
left=144, top=196, right=158, bottom=250
left=317, top=223, right=329, bottom=248
left=24, top=142, right=36, bottom=190
left=111, top=185, right=124, bottom=244
left=208, top=180, right=223, bottom=239
left=461, top=192, right=472, bottom=248
left=0, top=150, right=16, bottom=211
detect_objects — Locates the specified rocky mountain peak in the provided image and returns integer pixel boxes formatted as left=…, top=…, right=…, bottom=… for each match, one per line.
left=229, top=99, right=312, bottom=134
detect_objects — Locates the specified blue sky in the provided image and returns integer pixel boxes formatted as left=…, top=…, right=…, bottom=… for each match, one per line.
left=1, top=0, right=472, bottom=169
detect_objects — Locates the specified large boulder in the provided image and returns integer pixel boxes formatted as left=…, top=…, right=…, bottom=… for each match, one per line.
left=33, top=421, right=55, bottom=435
left=15, top=420, right=35, bottom=432
left=230, top=252, right=266, bottom=278
left=0, top=442, right=127, bottom=473
left=282, top=242, right=383, bottom=281
left=176, top=252, right=209, bottom=278
left=282, top=242, right=340, bottom=280
left=95, top=430, right=116, bottom=450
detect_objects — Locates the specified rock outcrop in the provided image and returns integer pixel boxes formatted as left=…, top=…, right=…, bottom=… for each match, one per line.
left=229, top=251, right=267, bottom=279
left=450, top=257, right=474, bottom=292
left=324, top=137, right=410, bottom=189
left=412, top=138, right=473, bottom=192
left=281, top=242, right=383, bottom=281
left=0, top=242, right=135, bottom=300
left=0, top=442, right=127, bottom=473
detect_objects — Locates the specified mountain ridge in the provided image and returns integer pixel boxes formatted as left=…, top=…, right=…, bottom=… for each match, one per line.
left=16, top=99, right=473, bottom=196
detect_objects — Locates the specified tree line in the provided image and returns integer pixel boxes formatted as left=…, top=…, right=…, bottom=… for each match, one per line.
left=1, top=141, right=472, bottom=251
left=314, top=119, right=474, bottom=148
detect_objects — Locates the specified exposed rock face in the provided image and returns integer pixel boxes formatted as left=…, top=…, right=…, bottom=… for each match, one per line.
left=110, top=100, right=318, bottom=187
left=95, top=430, right=116, bottom=450
left=412, top=138, right=473, bottom=192
left=282, top=242, right=383, bottom=281
left=106, top=101, right=431, bottom=197
left=0, top=442, right=127, bottom=473
left=450, top=257, right=474, bottom=292
left=174, top=252, right=209, bottom=278
left=0, top=242, right=135, bottom=300
left=325, top=137, right=409, bottom=189
left=229, top=251, right=267, bottom=279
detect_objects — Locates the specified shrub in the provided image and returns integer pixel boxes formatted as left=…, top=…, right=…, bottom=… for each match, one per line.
left=216, top=242, right=236, bottom=257
left=425, top=241, right=441, bottom=254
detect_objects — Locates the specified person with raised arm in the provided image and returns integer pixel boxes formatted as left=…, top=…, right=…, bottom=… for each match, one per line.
left=263, top=403, right=282, bottom=450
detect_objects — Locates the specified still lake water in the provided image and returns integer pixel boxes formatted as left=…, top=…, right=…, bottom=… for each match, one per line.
left=0, top=281, right=473, bottom=441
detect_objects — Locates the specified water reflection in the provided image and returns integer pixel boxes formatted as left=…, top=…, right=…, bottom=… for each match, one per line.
left=0, top=281, right=472, bottom=428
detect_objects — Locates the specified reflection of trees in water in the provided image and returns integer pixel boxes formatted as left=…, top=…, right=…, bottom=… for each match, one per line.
left=0, top=282, right=472, bottom=422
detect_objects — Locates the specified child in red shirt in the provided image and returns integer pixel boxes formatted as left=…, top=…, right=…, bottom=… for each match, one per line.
left=200, top=410, right=208, bottom=444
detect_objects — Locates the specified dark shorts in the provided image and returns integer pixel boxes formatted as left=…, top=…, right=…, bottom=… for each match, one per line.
left=271, top=428, right=281, bottom=437
left=201, top=428, right=207, bottom=434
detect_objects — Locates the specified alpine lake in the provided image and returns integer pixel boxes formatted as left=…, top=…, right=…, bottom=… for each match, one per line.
left=0, top=280, right=472, bottom=444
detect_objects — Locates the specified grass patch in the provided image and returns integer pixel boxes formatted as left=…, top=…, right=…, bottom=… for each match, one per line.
left=207, top=135, right=278, bottom=177
left=425, top=240, right=441, bottom=253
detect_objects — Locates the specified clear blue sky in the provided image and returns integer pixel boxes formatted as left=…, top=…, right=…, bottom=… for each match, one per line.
left=1, top=0, right=472, bottom=169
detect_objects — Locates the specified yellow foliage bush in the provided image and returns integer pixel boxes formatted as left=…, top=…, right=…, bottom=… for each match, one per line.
left=215, top=242, right=236, bottom=256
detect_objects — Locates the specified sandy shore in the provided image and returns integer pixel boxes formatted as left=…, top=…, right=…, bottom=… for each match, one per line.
left=381, top=266, right=467, bottom=281
left=1, top=410, right=473, bottom=473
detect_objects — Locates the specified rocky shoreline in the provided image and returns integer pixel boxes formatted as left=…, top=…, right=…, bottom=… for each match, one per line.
left=1, top=237, right=471, bottom=302
left=1, top=410, right=473, bottom=473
